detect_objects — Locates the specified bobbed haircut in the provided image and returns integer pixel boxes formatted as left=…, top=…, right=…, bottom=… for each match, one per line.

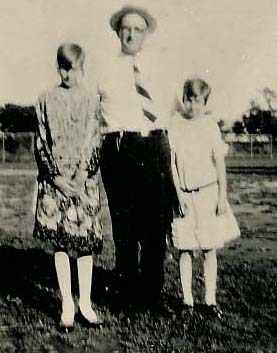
left=57, top=43, right=85, bottom=70
left=183, top=78, right=211, bottom=105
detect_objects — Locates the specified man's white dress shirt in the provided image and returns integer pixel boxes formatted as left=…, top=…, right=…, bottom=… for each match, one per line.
left=98, top=51, right=177, bottom=134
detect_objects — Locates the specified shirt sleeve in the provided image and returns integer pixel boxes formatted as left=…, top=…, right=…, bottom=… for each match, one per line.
left=96, top=68, right=113, bottom=130
left=34, top=92, right=60, bottom=180
left=167, top=115, right=180, bottom=153
left=211, top=120, right=229, bottom=159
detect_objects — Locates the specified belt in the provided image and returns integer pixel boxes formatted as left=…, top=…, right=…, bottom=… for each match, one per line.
left=105, top=129, right=167, bottom=138
left=180, top=181, right=217, bottom=193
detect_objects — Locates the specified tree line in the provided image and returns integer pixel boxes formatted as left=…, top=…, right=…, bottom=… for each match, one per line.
left=1, top=87, right=277, bottom=137
left=231, top=87, right=277, bottom=139
left=0, top=104, right=36, bottom=132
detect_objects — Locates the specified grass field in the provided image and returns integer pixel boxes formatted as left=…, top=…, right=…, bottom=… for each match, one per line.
left=0, top=171, right=277, bottom=353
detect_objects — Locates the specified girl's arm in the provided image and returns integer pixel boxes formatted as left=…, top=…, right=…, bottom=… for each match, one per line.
left=171, top=150, right=185, bottom=218
left=211, top=119, right=228, bottom=215
left=35, top=94, right=60, bottom=180
left=215, top=155, right=227, bottom=215
left=35, top=94, right=78, bottom=197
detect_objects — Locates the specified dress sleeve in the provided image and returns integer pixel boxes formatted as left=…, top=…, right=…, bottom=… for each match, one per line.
left=78, top=93, right=101, bottom=177
left=34, top=92, right=60, bottom=180
left=211, top=120, right=229, bottom=159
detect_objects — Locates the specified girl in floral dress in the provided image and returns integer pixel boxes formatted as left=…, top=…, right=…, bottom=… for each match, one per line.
left=34, top=43, right=102, bottom=332
left=169, top=78, right=240, bottom=317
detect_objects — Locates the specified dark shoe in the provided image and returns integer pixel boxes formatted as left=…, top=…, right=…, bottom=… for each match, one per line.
left=57, top=300, right=75, bottom=333
left=148, top=300, right=174, bottom=317
left=180, top=304, right=194, bottom=317
left=204, top=305, right=223, bottom=319
left=118, top=305, right=137, bottom=325
left=57, top=321, right=74, bottom=334
left=173, top=298, right=193, bottom=316
left=76, top=310, right=104, bottom=328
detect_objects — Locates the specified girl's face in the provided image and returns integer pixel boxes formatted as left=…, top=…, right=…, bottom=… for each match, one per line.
left=58, top=61, right=83, bottom=88
left=183, top=94, right=205, bottom=119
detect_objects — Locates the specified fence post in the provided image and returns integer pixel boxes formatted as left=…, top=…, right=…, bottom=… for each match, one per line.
left=30, top=132, right=34, bottom=154
left=2, top=133, right=5, bottom=163
left=250, top=134, right=253, bottom=159
left=270, top=135, right=273, bottom=159
left=229, top=141, right=233, bottom=157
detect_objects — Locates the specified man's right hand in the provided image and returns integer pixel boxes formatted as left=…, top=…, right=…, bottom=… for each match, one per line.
left=53, top=175, right=79, bottom=198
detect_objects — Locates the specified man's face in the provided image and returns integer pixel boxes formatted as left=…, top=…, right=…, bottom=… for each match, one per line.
left=119, top=13, right=148, bottom=56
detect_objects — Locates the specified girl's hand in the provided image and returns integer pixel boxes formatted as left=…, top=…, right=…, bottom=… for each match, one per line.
left=217, top=195, right=227, bottom=216
left=73, top=170, right=88, bottom=187
left=73, top=171, right=89, bottom=196
left=178, top=205, right=185, bottom=218
left=54, top=175, right=78, bottom=198
left=173, top=191, right=187, bottom=218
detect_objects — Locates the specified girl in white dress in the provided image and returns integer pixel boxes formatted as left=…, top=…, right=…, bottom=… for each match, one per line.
left=169, top=78, right=240, bottom=316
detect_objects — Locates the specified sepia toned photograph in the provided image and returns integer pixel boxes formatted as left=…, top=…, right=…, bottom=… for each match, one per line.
left=0, top=0, right=276, bottom=352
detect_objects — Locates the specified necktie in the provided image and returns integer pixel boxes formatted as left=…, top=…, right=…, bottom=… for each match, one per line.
left=133, top=63, right=158, bottom=123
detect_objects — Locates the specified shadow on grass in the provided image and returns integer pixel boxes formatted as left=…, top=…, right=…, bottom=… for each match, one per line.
left=0, top=245, right=116, bottom=320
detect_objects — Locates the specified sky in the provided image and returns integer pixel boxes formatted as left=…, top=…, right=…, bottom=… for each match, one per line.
left=1, top=0, right=277, bottom=121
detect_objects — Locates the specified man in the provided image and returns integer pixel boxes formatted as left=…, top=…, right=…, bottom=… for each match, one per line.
left=99, top=5, right=176, bottom=310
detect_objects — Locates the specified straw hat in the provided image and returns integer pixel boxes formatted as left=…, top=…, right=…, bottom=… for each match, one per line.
left=110, top=5, right=157, bottom=33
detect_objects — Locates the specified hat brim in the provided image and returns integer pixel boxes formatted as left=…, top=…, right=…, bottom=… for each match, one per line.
left=110, top=5, right=157, bottom=33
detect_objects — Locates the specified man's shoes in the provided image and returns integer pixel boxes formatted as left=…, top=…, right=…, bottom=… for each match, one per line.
left=147, top=299, right=174, bottom=317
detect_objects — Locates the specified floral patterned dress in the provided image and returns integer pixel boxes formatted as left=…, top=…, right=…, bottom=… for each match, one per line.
left=33, top=85, right=102, bottom=254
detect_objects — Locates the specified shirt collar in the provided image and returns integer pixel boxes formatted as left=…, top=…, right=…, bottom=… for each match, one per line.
left=118, top=50, right=143, bottom=65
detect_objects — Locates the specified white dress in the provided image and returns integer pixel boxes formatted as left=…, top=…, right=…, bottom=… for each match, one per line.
left=169, top=114, right=240, bottom=250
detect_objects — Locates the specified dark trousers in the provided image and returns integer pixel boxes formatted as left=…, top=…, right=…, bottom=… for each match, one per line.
left=100, top=130, right=174, bottom=304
